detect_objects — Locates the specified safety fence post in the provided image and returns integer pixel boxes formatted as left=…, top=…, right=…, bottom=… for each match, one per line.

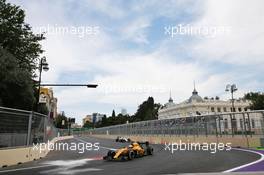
left=26, top=111, right=33, bottom=146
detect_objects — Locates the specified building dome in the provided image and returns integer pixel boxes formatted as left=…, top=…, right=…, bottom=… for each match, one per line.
left=188, top=87, right=203, bottom=103
left=165, top=91, right=174, bottom=107
left=168, top=96, right=173, bottom=103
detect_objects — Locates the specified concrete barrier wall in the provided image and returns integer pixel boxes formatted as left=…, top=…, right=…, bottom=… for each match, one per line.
left=0, top=136, right=73, bottom=168
left=90, top=134, right=262, bottom=148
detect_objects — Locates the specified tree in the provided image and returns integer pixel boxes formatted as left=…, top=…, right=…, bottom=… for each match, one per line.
left=244, top=92, right=264, bottom=110
left=133, top=97, right=161, bottom=121
left=111, top=110, right=116, bottom=118
left=0, top=0, right=45, bottom=73
left=95, top=97, right=162, bottom=128
left=100, top=115, right=108, bottom=127
left=0, top=0, right=45, bottom=111
left=54, top=112, right=68, bottom=129
left=37, top=103, right=49, bottom=115
left=83, top=121, right=93, bottom=128
left=0, top=48, right=35, bottom=110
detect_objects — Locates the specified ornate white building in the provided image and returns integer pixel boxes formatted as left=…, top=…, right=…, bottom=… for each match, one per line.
left=158, top=87, right=251, bottom=120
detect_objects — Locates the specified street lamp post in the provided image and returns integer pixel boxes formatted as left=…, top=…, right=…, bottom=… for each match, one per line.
left=225, top=84, right=238, bottom=112
left=225, top=84, right=238, bottom=137
left=36, top=57, right=49, bottom=111
left=68, top=117, right=71, bottom=136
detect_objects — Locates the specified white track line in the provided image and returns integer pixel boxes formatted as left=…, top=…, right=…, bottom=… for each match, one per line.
left=223, top=148, right=264, bottom=173
left=74, top=137, right=117, bottom=150
left=0, top=165, right=54, bottom=173
left=0, top=137, right=114, bottom=173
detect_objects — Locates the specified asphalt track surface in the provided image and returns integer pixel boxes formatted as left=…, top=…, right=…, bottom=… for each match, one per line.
left=0, top=136, right=261, bottom=175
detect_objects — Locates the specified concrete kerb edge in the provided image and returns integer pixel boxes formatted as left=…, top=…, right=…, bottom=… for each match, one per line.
left=0, top=135, right=74, bottom=168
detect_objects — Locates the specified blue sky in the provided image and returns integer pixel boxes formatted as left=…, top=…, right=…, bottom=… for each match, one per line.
left=8, top=0, right=264, bottom=124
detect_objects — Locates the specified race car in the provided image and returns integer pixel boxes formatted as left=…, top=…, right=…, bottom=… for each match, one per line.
left=115, top=136, right=131, bottom=142
left=103, top=141, right=153, bottom=161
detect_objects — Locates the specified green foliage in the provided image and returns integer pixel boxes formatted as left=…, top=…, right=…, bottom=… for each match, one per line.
left=111, top=110, right=116, bottom=118
left=244, top=92, right=264, bottom=110
left=37, top=103, right=49, bottom=115
left=95, top=97, right=161, bottom=128
left=96, top=113, right=129, bottom=128
left=54, top=112, right=69, bottom=129
left=0, top=0, right=45, bottom=73
left=0, top=0, right=45, bottom=111
left=83, top=121, right=94, bottom=128
left=0, top=48, right=35, bottom=110
left=132, top=97, right=161, bottom=121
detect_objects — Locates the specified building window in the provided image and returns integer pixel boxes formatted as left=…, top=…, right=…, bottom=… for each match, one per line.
left=211, top=107, right=215, bottom=112
left=244, top=108, right=248, bottom=111
left=238, top=108, right=242, bottom=112
left=223, top=107, right=227, bottom=112
left=217, top=107, right=221, bottom=112
left=231, top=107, right=236, bottom=112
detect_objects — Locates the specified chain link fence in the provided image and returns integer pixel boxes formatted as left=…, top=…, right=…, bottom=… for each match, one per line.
left=86, top=111, right=264, bottom=137
left=0, top=106, right=65, bottom=148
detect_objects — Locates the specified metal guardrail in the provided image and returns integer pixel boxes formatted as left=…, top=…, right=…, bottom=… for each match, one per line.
left=0, top=106, right=64, bottom=148
left=86, top=111, right=264, bottom=137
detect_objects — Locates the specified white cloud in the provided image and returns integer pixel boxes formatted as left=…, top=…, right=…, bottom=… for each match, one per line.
left=7, top=0, right=264, bottom=124
left=120, top=17, right=151, bottom=44
left=192, top=0, right=264, bottom=65
left=81, top=0, right=126, bottom=19
left=49, top=46, right=217, bottom=123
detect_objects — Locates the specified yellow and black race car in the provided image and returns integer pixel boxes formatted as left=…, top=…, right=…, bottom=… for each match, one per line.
left=103, top=141, right=153, bottom=161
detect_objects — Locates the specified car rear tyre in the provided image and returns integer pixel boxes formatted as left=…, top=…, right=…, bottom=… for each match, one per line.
left=107, top=150, right=115, bottom=159
left=146, top=147, right=153, bottom=155
left=128, top=151, right=134, bottom=160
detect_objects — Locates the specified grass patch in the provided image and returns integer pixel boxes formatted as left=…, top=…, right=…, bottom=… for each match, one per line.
left=256, top=147, right=264, bottom=150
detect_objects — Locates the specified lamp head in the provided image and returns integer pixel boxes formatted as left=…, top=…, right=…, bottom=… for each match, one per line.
left=87, top=84, right=98, bottom=88
left=41, top=57, right=49, bottom=72
left=42, top=63, right=49, bottom=71
left=232, top=84, right=238, bottom=92
left=225, top=84, right=230, bottom=92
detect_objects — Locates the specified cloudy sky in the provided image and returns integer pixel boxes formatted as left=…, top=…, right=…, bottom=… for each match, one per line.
left=9, top=0, right=264, bottom=124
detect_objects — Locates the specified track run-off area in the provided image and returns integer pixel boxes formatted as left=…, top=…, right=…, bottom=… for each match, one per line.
left=0, top=136, right=263, bottom=175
